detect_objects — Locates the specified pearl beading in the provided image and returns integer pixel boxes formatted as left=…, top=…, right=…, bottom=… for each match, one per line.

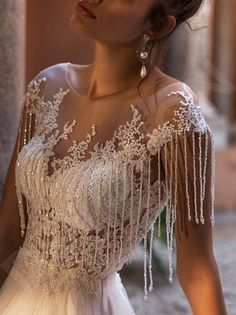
left=14, top=77, right=215, bottom=301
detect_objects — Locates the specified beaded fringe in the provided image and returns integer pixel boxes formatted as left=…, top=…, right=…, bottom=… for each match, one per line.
left=16, top=77, right=46, bottom=238
left=141, top=128, right=215, bottom=301
left=15, top=85, right=215, bottom=301
left=16, top=97, right=35, bottom=237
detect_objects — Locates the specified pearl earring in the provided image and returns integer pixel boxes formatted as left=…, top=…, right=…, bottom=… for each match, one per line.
left=136, top=34, right=153, bottom=79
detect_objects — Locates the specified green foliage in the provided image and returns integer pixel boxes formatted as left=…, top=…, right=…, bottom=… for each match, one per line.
left=158, top=205, right=168, bottom=244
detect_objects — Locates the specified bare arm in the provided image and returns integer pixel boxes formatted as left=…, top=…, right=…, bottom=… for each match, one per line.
left=173, top=131, right=227, bottom=315
left=156, top=87, right=228, bottom=315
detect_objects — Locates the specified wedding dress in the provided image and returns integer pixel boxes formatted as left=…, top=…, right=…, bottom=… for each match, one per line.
left=0, top=62, right=215, bottom=314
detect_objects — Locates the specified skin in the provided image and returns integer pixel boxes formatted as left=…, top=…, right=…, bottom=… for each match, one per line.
left=68, top=1, right=228, bottom=314
left=69, top=0, right=177, bottom=100
left=0, top=1, right=227, bottom=314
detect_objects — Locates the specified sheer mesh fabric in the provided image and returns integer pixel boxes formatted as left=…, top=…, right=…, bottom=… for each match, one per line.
left=13, top=63, right=215, bottom=301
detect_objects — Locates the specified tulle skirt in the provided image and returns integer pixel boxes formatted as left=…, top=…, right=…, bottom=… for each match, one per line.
left=0, top=254, right=136, bottom=315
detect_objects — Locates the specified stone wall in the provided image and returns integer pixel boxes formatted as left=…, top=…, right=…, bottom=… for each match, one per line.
left=0, top=0, right=26, bottom=199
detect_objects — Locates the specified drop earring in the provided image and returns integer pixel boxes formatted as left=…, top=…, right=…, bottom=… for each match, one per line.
left=136, top=34, right=153, bottom=79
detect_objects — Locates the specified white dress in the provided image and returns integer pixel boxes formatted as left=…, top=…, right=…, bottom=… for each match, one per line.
left=0, top=62, right=215, bottom=314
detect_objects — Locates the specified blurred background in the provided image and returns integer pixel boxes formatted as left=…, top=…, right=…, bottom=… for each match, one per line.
left=0, top=0, right=235, bottom=314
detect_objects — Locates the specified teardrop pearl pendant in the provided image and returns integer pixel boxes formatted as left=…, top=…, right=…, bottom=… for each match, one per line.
left=136, top=50, right=149, bottom=78
left=136, top=34, right=152, bottom=79
left=141, top=65, right=147, bottom=79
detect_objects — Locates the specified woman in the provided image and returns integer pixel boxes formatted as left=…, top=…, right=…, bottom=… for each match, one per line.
left=0, top=0, right=228, bottom=314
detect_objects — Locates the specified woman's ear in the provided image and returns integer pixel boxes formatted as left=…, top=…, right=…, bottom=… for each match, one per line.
left=149, top=15, right=177, bottom=40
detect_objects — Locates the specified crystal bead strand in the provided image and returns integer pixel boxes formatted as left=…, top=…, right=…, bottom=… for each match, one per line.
left=168, top=135, right=174, bottom=283
left=183, top=130, right=191, bottom=221
left=157, top=210, right=161, bottom=238
left=192, top=132, right=199, bottom=224
left=16, top=100, right=24, bottom=156
left=164, top=141, right=170, bottom=236
left=134, top=159, right=144, bottom=248
left=157, top=147, right=162, bottom=238
left=113, top=160, right=119, bottom=260
left=93, top=168, right=102, bottom=265
left=148, top=223, right=154, bottom=292
left=15, top=167, right=26, bottom=237
left=143, top=154, right=151, bottom=300
left=198, top=133, right=205, bottom=224
left=164, top=140, right=172, bottom=282
left=16, top=96, right=34, bottom=237
left=201, top=131, right=209, bottom=211
left=210, top=133, right=215, bottom=226
left=173, top=131, right=178, bottom=223
left=106, top=163, right=113, bottom=267
left=118, top=162, right=128, bottom=263
left=169, top=132, right=179, bottom=283
left=23, top=106, right=29, bottom=146
left=129, top=164, right=135, bottom=248
left=27, top=112, right=33, bottom=142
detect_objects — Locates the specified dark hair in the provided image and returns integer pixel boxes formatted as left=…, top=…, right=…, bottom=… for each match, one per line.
left=150, top=0, right=206, bottom=37
left=136, top=0, right=206, bottom=104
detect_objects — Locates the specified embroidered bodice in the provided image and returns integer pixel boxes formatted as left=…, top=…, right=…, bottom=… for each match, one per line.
left=14, top=63, right=215, bottom=300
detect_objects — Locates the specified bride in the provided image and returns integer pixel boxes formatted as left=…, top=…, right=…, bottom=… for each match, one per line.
left=0, top=0, right=228, bottom=314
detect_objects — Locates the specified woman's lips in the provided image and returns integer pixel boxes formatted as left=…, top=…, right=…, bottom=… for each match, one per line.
left=76, top=2, right=96, bottom=19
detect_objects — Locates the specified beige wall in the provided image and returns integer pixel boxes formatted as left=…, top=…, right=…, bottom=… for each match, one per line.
left=210, top=0, right=236, bottom=143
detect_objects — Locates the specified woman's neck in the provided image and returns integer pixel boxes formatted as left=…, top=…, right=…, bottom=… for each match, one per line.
left=86, top=41, right=148, bottom=99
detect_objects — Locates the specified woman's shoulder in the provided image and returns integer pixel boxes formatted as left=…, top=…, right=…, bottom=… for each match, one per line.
left=24, top=63, right=73, bottom=105
left=151, top=72, right=198, bottom=115
left=146, top=68, right=197, bottom=109
left=36, top=62, right=69, bottom=82
left=32, top=62, right=91, bottom=97
left=23, top=63, right=70, bottom=114
left=154, top=74, right=197, bottom=104
left=25, top=63, right=68, bottom=91
left=148, top=72, right=208, bottom=135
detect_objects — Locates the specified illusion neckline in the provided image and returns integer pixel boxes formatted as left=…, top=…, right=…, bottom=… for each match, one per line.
left=65, top=62, right=140, bottom=101
left=65, top=62, right=185, bottom=102
left=66, top=62, right=89, bottom=99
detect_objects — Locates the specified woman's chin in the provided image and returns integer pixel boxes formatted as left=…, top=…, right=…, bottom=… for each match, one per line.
left=69, top=15, right=91, bottom=32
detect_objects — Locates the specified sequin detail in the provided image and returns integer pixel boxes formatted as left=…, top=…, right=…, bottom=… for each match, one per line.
left=15, top=77, right=215, bottom=301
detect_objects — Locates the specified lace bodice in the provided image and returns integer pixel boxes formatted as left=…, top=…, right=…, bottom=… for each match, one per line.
left=14, top=63, right=215, bottom=300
